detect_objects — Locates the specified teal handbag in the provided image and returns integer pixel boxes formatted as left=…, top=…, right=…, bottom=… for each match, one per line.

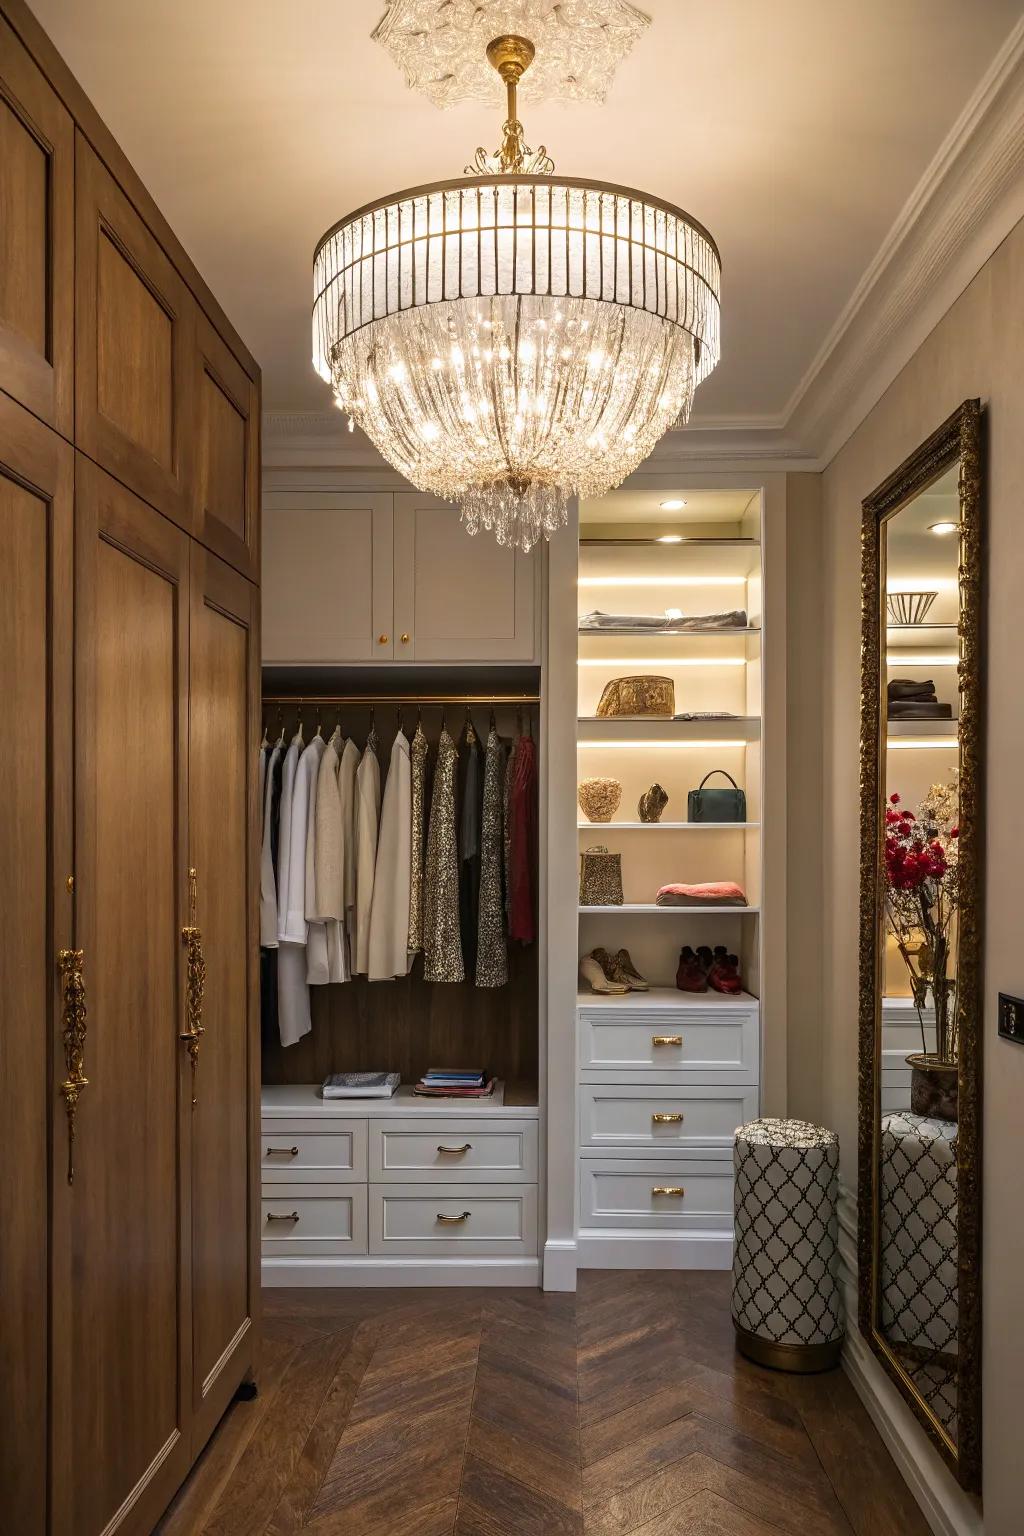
left=687, top=769, right=746, bottom=823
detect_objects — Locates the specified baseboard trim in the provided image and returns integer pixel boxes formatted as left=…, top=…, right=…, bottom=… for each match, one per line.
left=261, top=1256, right=541, bottom=1288
left=542, top=1238, right=578, bottom=1292
left=576, top=1230, right=733, bottom=1270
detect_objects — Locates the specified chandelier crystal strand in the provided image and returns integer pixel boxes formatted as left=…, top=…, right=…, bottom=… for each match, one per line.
left=314, top=33, right=720, bottom=551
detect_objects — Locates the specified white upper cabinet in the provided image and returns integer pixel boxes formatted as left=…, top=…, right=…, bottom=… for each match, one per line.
left=393, top=492, right=537, bottom=662
left=261, top=489, right=538, bottom=664
left=261, top=492, right=393, bottom=662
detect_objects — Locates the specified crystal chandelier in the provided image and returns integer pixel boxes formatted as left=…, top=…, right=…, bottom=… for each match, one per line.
left=313, top=25, right=720, bottom=553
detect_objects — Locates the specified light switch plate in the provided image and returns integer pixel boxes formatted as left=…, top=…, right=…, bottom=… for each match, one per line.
left=997, top=993, right=1024, bottom=1045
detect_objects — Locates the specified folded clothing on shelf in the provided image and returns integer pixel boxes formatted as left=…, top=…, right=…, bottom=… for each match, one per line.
left=888, top=678, right=938, bottom=701
left=579, top=609, right=748, bottom=632
left=656, top=881, right=748, bottom=907
left=413, top=1067, right=495, bottom=1098
left=887, top=677, right=951, bottom=720
left=322, top=1071, right=400, bottom=1099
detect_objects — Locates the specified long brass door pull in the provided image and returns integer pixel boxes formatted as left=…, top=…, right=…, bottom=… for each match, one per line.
left=58, top=948, right=89, bottom=1185
left=437, top=1211, right=471, bottom=1224
left=180, top=868, right=206, bottom=1105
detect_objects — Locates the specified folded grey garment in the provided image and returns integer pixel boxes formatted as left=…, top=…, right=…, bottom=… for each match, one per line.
left=579, top=609, right=748, bottom=631
left=676, top=711, right=738, bottom=720
left=888, top=701, right=953, bottom=719
left=888, top=678, right=937, bottom=700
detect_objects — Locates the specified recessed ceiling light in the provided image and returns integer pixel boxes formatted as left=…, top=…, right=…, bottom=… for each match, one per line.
left=659, top=498, right=687, bottom=510
left=928, top=521, right=960, bottom=535
left=656, top=534, right=683, bottom=543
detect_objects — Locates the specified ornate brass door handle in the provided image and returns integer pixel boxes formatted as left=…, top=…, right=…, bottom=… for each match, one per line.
left=651, top=1035, right=682, bottom=1048
left=652, top=1113, right=683, bottom=1124
left=180, top=868, right=206, bottom=1105
left=651, top=1186, right=685, bottom=1198
left=58, top=948, right=89, bottom=1185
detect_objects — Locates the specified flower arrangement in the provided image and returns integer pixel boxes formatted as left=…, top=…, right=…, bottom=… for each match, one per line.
left=883, top=771, right=960, bottom=1063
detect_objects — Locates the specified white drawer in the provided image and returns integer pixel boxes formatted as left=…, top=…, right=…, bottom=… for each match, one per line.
left=580, top=1160, right=734, bottom=1232
left=369, top=1118, right=538, bottom=1182
left=580, top=1083, right=758, bottom=1155
left=259, top=1118, right=367, bottom=1182
left=369, top=1183, right=537, bottom=1256
left=579, top=1005, right=758, bottom=1080
left=261, top=1184, right=368, bottom=1255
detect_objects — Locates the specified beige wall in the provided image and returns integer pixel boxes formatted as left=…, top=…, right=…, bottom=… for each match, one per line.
left=820, top=217, right=1024, bottom=1533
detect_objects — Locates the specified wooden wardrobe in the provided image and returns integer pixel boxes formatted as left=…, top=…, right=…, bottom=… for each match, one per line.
left=0, top=4, right=261, bottom=1532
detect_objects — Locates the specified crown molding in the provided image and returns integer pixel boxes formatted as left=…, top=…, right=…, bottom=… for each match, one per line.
left=264, top=18, right=1024, bottom=479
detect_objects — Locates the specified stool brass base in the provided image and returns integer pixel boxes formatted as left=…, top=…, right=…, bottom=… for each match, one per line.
left=734, top=1325, right=843, bottom=1374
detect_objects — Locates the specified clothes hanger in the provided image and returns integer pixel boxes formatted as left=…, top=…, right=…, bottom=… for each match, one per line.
left=489, top=704, right=497, bottom=733
left=275, top=703, right=285, bottom=747
left=315, top=703, right=323, bottom=739
left=464, top=704, right=477, bottom=746
left=296, top=700, right=305, bottom=744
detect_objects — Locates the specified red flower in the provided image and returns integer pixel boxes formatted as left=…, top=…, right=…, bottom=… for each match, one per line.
left=890, top=793, right=901, bottom=805
left=951, top=827, right=960, bottom=838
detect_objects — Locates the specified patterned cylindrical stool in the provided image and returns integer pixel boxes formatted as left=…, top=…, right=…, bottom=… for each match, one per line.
left=732, top=1118, right=844, bottom=1372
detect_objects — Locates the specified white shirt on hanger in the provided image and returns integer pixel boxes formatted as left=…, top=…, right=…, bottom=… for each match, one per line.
left=315, top=728, right=350, bottom=982
left=352, top=736, right=382, bottom=975
left=259, top=740, right=283, bottom=948
left=276, top=732, right=311, bottom=1047
left=303, top=734, right=329, bottom=985
left=368, top=731, right=413, bottom=981
left=338, top=737, right=360, bottom=936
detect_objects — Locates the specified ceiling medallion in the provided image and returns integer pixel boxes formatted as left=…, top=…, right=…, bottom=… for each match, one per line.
left=313, top=14, right=721, bottom=554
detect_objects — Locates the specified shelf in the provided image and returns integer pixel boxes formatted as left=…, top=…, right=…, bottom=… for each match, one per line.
left=578, top=625, right=761, bottom=637
left=577, top=986, right=759, bottom=1009
left=578, top=717, right=760, bottom=744
left=579, top=904, right=759, bottom=915
left=580, top=538, right=759, bottom=549
left=261, top=1082, right=540, bottom=1118
left=577, top=821, right=759, bottom=830
left=886, top=719, right=959, bottom=747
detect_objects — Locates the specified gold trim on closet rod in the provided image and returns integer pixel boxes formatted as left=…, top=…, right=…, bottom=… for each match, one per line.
left=261, top=693, right=540, bottom=705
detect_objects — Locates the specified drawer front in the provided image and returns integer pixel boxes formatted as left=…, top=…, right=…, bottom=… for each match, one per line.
left=261, top=1184, right=368, bottom=1255
left=579, top=1008, right=758, bottom=1079
left=580, top=1084, right=758, bottom=1154
left=369, top=1119, right=538, bottom=1182
left=580, top=1161, right=733, bottom=1231
left=369, top=1183, right=537, bottom=1256
left=260, top=1119, right=367, bottom=1182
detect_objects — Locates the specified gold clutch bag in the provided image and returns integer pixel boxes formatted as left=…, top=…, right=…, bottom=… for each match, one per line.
left=595, top=675, right=674, bottom=718
left=579, top=846, right=624, bottom=906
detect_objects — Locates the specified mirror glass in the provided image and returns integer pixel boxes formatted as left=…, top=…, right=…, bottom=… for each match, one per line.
left=879, top=461, right=962, bottom=1443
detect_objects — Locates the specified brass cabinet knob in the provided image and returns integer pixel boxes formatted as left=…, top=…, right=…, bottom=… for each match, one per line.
left=652, top=1035, right=682, bottom=1048
left=400, top=633, right=411, bottom=644
left=651, top=1186, right=685, bottom=1198
left=652, top=1113, right=683, bottom=1124
left=436, top=1210, right=471, bottom=1224
left=378, top=633, right=389, bottom=645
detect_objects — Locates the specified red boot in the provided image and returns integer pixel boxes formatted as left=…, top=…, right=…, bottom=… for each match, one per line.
left=708, top=947, right=742, bottom=995
left=676, top=945, right=709, bottom=992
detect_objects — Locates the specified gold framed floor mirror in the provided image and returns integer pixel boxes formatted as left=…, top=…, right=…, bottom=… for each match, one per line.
left=857, top=399, right=984, bottom=1492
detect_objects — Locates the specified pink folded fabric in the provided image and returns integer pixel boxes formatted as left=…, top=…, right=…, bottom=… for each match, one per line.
left=655, top=881, right=747, bottom=907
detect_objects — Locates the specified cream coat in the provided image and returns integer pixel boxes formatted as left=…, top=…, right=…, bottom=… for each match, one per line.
left=368, top=732, right=412, bottom=981
left=276, top=733, right=311, bottom=1047
left=352, top=737, right=382, bottom=974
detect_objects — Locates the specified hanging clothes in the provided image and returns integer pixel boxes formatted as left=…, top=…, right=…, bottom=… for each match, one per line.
left=503, top=731, right=518, bottom=916
left=303, top=733, right=329, bottom=985
left=407, top=722, right=429, bottom=961
left=458, top=720, right=483, bottom=976
left=508, top=728, right=537, bottom=944
left=258, top=741, right=267, bottom=822
left=276, top=731, right=311, bottom=1047
left=314, top=727, right=349, bottom=984
left=260, top=739, right=284, bottom=948
left=352, top=729, right=381, bottom=975
left=338, top=736, right=360, bottom=958
left=475, top=725, right=508, bottom=987
left=423, top=726, right=464, bottom=982
left=368, top=730, right=413, bottom=981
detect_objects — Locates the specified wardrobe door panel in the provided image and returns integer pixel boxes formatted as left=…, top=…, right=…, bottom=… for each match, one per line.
left=0, top=16, right=74, bottom=433
left=193, top=311, right=260, bottom=580
left=187, top=543, right=259, bottom=1447
left=394, top=492, right=538, bottom=661
left=75, top=136, right=194, bottom=526
left=59, top=458, right=192, bottom=1536
left=261, top=492, right=393, bottom=662
left=0, top=395, right=72, bottom=1536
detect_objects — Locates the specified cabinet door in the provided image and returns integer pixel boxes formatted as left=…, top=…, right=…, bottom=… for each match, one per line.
left=0, top=394, right=72, bottom=1536
left=0, top=15, right=74, bottom=434
left=187, top=543, right=259, bottom=1449
left=192, top=310, right=260, bottom=581
left=55, top=458, right=193, bottom=1536
left=75, top=136, right=194, bottom=528
left=394, top=492, right=537, bottom=661
left=261, top=491, right=393, bottom=662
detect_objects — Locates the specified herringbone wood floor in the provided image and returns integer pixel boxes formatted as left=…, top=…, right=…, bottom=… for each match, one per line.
left=157, top=1273, right=930, bottom=1536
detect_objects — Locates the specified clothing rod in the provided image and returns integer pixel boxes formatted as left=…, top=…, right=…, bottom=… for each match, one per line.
left=261, top=693, right=540, bottom=706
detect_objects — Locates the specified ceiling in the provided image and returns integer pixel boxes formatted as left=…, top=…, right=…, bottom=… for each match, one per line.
left=31, top=0, right=1022, bottom=427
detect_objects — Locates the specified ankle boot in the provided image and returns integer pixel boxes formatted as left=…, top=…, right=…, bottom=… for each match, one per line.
left=708, top=948, right=742, bottom=995
left=676, top=945, right=708, bottom=992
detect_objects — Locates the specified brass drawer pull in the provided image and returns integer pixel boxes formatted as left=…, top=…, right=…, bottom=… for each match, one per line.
left=652, top=1186, right=685, bottom=1198
left=437, top=1143, right=472, bottom=1154
left=266, top=1211, right=300, bottom=1223
left=180, top=869, right=206, bottom=1106
left=437, top=1211, right=471, bottom=1224
left=58, top=947, right=89, bottom=1186
left=266, top=1145, right=300, bottom=1157
left=652, top=1035, right=682, bottom=1047
left=652, top=1113, right=683, bottom=1124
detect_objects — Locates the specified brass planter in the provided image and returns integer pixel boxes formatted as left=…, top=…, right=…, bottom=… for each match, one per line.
left=906, top=1053, right=958, bottom=1122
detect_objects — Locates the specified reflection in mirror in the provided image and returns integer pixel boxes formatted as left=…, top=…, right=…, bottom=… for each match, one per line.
left=859, top=400, right=982, bottom=1493
left=881, top=463, right=962, bottom=1442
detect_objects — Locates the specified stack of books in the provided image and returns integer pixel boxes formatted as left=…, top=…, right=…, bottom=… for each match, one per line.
left=413, top=1067, right=495, bottom=1099
left=322, top=1071, right=400, bottom=1100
